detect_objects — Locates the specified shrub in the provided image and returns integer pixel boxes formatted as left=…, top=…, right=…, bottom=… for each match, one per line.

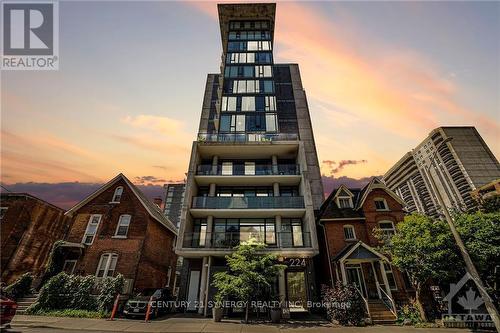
left=96, top=274, right=124, bottom=312
left=28, top=309, right=108, bottom=318
left=321, top=282, right=365, bottom=326
left=4, top=272, right=33, bottom=300
left=397, top=299, right=422, bottom=325
left=26, top=272, right=123, bottom=315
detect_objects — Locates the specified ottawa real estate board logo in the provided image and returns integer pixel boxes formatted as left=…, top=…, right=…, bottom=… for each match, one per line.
left=1, top=1, right=59, bottom=70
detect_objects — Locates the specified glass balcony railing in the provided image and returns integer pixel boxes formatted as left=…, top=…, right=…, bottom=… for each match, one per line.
left=197, top=132, right=298, bottom=142
left=182, top=231, right=312, bottom=249
left=191, top=196, right=304, bottom=209
left=196, top=164, right=300, bottom=176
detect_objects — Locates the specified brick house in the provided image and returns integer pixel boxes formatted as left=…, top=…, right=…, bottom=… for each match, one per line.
left=317, top=178, right=414, bottom=322
left=1, top=193, right=70, bottom=285
left=63, top=174, right=177, bottom=294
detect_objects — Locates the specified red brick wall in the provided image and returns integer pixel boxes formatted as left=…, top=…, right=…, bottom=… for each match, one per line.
left=320, top=188, right=410, bottom=298
left=1, top=195, right=69, bottom=284
left=66, top=179, right=177, bottom=292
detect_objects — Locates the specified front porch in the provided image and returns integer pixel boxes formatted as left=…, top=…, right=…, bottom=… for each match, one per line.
left=332, top=241, right=398, bottom=323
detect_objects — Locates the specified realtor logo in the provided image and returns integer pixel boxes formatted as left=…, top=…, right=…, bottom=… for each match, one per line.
left=1, top=1, right=59, bottom=70
left=442, top=273, right=493, bottom=328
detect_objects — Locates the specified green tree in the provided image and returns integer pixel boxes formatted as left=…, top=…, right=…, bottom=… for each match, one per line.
left=454, top=211, right=500, bottom=303
left=377, top=214, right=461, bottom=320
left=211, top=239, right=286, bottom=323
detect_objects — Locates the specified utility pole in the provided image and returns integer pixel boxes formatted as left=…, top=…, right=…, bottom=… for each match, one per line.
left=427, top=137, right=499, bottom=330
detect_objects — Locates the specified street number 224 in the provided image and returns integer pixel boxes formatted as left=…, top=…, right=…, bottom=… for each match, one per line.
left=288, top=258, right=306, bottom=267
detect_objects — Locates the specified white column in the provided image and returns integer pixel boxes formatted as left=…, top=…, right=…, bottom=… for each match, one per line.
left=379, top=260, right=393, bottom=299
left=272, top=155, right=278, bottom=174
left=340, top=260, right=347, bottom=285
left=211, top=155, right=218, bottom=175
left=198, top=257, right=208, bottom=314
left=371, top=261, right=382, bottom=299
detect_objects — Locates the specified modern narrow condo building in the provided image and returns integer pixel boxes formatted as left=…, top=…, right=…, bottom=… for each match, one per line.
left=384, top=126, right=500, bottom=216
left=176, top=3, right=324, bottom=316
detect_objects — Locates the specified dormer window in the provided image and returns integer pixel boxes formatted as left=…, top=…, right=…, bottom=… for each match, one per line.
left=112, top=186, right=123, bottom=203
left=338, top=197, right=353, bottom=208
left=374, top=198, right=388, bottom=211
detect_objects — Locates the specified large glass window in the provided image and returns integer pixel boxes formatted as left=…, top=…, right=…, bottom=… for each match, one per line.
left=241, top=96, right=255, bottom=111
left=281, top=218, right=304, bottom=247
left=246, top=114, right=266, bottom=131
left=266, top=114, right=277, bottom=132
left=221, top=96, right=237, bottom=112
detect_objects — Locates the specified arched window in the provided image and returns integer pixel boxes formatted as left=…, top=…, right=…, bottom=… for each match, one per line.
left=378, top=221, right=395, bottom=237
left=114, top=214, right=131, bottom=237
left=112, top=186, right=123, bottom=203
left=343, top=225, right=356, bottom=241
left=96, top=253, right=118, bottom=278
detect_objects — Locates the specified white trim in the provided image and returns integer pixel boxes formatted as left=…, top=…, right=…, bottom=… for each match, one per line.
left=357, top=177, right=405, bottom=210
left=339, top=241, right=390, bottom=263
left=65, top=173, right=177, bottom=235
left=62, top=260, right=77, bottom=274
left=96, top=253, right=118, bottom=278
left=374, top=197, right=389, bottom=211
left=378, top=220, right=396, bottom=236
left=114, top=214, right=131, bottom=237
left=82, top=214, right=102, bottom=245
left=343, top=225, right=356, bottom=241
left=111, top=186, right=124, bottom=203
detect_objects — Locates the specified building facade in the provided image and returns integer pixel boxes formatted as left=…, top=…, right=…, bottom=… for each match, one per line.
left=163, top=183, right=186, bottom=228
left=317, top=178, right=413, bottom=323
left=384, top=127, right=500, bottom=216
left=176, top=3, right=324, bottom=316
left=1, top=193, right=70, bottom=285
left=63, top=174, right=178, bottom=294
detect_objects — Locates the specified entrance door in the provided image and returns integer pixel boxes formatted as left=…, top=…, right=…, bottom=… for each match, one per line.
left=346, top=265, right=367, bottom=298
left=187, top=270, right=200, bottom=311
left=286, top=271, right=307, bottom=311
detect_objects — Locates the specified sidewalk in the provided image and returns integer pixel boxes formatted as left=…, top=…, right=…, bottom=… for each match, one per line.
left=11, top=314, right=479, bottom=333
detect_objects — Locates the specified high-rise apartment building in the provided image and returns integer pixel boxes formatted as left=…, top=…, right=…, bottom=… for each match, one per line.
left=163, top=183, right=186, bottom=228
left=384, top=127, right=500, bottom=215
left=176, top=3, right=324, bottom=316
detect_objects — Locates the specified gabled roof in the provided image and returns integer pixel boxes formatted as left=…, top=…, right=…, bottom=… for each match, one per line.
left=333, top=241, right=389, bottom=262
left=318, top=187, right=364, bottom=220
left=65, top=173, right=177, bottom=235
left=318, top=177, right=405, bottom=221
left=356, top=177, right=405, bottom=210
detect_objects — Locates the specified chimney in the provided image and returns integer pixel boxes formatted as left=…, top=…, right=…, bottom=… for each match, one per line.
left=153, top=197, right=163, bottom=209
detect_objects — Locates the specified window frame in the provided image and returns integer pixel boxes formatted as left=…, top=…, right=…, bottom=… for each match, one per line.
left=0, top=207, right=8, bottom=220
left=343, top=225, right=356, bottom=241
left=114, top=214, right=132, bottom=238
left=337, top=196, right=353, bottom=208
left=111, top=186, right=124, bottom=203
left=82, top=214, right=102, bottom=245
left=96, top=253, right=118, bottom=278
left=374, top=198, right=389, bottom=211
left=384, top=263, right=398, bottom=291
left=378, top=220, right=396, bottom=237
left=62, top=260, right=77, bottom=274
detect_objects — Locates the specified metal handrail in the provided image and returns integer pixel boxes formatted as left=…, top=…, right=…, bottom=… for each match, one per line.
left=376, top=283, right=397, bottom=316
left=353, top=284, right=370, bottom=318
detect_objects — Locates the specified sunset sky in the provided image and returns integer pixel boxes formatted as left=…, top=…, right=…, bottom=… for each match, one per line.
left=1, top=1, right=499, bottom=207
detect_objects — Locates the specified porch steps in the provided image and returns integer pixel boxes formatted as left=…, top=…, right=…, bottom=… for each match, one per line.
left=15, top=293, right=39, bottom=314
left=368, top=300, right=397, bottom=325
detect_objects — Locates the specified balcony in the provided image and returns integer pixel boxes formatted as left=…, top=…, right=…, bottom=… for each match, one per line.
left=182, top=231, right=312, bottom=249
left=190, top=196, right=305, bottom=218
left=197, top=132, right=298, bottom=142
left=196, top=164, right=300, bottom=176
left=192, top=196, right=304, bottom=209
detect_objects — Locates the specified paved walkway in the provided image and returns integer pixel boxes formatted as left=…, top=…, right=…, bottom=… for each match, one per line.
left=11, top=315, right=480, bottom=333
